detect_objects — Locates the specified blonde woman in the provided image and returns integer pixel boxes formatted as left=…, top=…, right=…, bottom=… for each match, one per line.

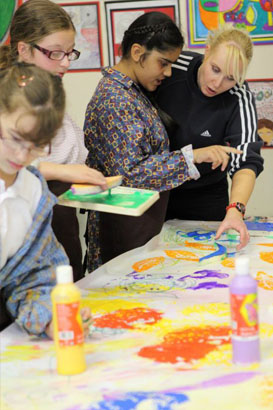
left=156, top=24, right=264, bottom=250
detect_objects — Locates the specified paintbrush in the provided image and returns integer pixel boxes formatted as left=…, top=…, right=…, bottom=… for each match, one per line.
left=70, top=175, right=123, bottom=195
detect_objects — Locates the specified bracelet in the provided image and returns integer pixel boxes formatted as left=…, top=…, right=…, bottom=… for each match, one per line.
left=226, top=202, right=246, bottom=216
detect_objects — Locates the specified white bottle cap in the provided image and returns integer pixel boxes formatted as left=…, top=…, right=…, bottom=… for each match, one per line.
left=235, top=256, right=249, bottom=276
left=56, top=265, right=73, bottom=284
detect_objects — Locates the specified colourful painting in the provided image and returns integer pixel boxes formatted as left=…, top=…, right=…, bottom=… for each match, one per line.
left=248, top=79, right=273, bottom=147
left=187, top=0, right=273, bottom=47
left=61, top=2, right=103, bottom=71
left=1, top=218, right=273, bottom=409
left=0, top=0, right=24, bottom=45
left=105, top=0, right=180, bottom=66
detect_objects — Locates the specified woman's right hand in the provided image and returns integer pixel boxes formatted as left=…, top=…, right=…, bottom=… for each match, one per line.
left=193, top=146, right=242, bottom=171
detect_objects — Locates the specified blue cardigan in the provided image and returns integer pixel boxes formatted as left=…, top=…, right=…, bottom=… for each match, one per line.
left=0, top=166, right=68, bottom=336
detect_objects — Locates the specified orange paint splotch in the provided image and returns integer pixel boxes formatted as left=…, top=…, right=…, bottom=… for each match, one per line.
left=94, top=307, right=163, bottom=329
left=138, top=326, right=231, bottom=364
left=221, top=258, right=235, bottom=268
left=185, top=241, right=215, bottom=251
left=257, top=271, right=273, bottom=290
left=164, top=250, right=199, bottom=261
left=260, top=251, right=273, bottom=264
left=132, top=257, right=165, bottom=272
left=258, top=243, right=273, bottom=247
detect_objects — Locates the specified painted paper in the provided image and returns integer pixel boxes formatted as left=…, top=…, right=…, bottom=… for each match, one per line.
left=1, top=218, right=273, bottom=409
left=187, top=0, right=273, bottom=47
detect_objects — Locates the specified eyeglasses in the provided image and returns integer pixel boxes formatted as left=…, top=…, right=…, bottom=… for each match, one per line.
left=32, top=44, right=80, bottom=61
left=0, top=127, right=51, bottom=158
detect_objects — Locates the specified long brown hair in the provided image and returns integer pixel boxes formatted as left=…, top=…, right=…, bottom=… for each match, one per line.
left=0, top=0, right=75, bottom=68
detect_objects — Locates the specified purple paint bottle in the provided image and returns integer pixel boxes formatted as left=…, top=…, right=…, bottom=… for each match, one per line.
left=229, top=256, right=260, bottom=364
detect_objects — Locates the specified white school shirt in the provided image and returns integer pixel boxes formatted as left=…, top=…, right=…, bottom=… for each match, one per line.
left=0, top=168, right=41, bottom=269
left=42, top=113, right=88, bottom=164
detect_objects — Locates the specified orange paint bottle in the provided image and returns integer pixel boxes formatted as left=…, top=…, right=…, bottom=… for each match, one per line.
left=51, top=265, right=86, bottom=375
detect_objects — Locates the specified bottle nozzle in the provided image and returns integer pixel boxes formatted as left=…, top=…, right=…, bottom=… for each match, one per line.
left=235, top=256, right=249, bottom=275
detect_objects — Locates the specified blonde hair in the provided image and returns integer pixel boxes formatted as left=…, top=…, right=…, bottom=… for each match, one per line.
left=206, top=24, right=253, bottom=86
left=0, top=63, right=65, bottom=146
left=0, top=0, right=75, bottom=68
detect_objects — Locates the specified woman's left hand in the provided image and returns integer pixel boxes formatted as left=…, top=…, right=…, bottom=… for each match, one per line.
left=215, top=208, right=250, bottom=251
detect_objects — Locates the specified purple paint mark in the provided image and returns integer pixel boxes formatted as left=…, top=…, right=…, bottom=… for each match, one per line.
left=178, top=270, right=229, bottom=282
left=204, top=2, right=218, bottom=7
left=164, top=372, right=260, bottom=393
left=192, top=269, right=229, bottom=279
left=165, top=275, right=174, bottom=279
left=126, top=271, right=137, bottom=277
left=190, top=281, right=228, bottom=290
left=53, top=394, right=67, bottom=400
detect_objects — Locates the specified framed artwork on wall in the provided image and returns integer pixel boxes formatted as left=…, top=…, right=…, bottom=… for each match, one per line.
left=105, top=0, right=180, bottom=66
left=61, top=1, right=103, bottom=72
left=187, top=0, right=273, bottom=48
left=0, top=0, right=25, bottom=45
left=248, top=79, right=273, bottom=148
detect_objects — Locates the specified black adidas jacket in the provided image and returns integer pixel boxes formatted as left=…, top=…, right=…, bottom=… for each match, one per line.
left=156, top=51, right=264, bottom=190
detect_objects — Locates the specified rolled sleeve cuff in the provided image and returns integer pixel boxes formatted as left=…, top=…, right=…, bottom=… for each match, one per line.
left=181, top=144, right=200, bottom=180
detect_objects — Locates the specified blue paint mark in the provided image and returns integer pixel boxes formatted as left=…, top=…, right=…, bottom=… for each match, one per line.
left=245, top=221, right=273, bottom=232
left=227, top=252, right=236, bottom=257
left=186, top=230, right=216, bottom=241
left=176, top=230, right=215, bottom=241
left=219, top=238, right=239, bottom=243
left=176, top=230, right=188, bottom=238
left=92, top=391, right=189, bottom=409
left=199, top=243, right=226, bottom=263
left=190, top=281, right=228, bottom=290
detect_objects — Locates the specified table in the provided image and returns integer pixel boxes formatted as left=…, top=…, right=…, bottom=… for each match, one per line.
left=1, top=218, right=273, bottom=410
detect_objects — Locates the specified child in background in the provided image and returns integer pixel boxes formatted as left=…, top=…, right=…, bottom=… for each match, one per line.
left=0, top=63, right=91, bottom=337
left=84, top=12, right=241, bottom=271
left=0, top=0, right=107, bottom=280
left=258, top=118, right=273, bottom=146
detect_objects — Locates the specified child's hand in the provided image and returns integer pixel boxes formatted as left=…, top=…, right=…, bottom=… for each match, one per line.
left=45, top=307, right=92, bottom=340
left=45, top=320, right=54, bottom=339
left=80, top=307, right=93, bottom=339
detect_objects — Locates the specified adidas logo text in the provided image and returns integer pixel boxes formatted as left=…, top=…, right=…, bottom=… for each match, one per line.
left=201, top=130, right=212, bottom=137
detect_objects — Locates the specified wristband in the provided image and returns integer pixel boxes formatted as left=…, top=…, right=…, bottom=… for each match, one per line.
left=226, top=202, right=246, bottom=216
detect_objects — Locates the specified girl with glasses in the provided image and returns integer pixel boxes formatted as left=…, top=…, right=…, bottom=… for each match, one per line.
left=0, top=0, right=107, bottom=281
left=0, top=63, right=91, bottom=337
left=84, top=12, right=241, bottom=272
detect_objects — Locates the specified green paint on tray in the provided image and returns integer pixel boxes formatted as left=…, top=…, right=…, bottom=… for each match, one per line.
left=62, top=189, right=155, bottom=209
